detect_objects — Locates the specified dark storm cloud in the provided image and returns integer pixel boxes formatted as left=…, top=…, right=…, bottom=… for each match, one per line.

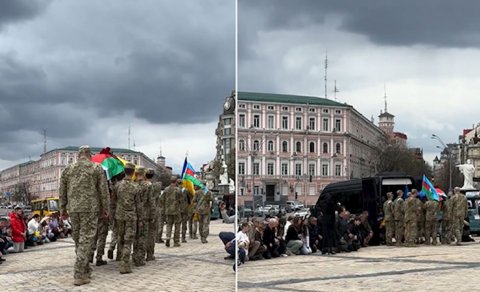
left=0, top=0, right=51, bottom=28
left=240, top=0, right=480, bottom=48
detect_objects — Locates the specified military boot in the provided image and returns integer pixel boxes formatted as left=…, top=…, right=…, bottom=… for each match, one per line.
left=165, top=240, right=170, bottom=247
left=107, top=249, right=114, bottom=260
left=182, top=238, right=187, bottom=243
left=119, top=264, right=132, bottom=274
left=146, top=255, right=156, bottom=261
left=173, top=242, right=181, bottom=247
left=96, top=258, right=108, bottom=266
left=201, top=238, right=208, bottom=244
left=74, top=278, right=90, bottom=286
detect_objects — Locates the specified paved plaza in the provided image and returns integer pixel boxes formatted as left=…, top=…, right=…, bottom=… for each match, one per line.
left=0, top=220, right=235, bottom=292
left=238, top=240, right=480, bottom=292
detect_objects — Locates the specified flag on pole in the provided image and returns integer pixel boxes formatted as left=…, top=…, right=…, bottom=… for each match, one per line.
left=421, top=175, right=439, bottom=201
left=180, top=158, right=208, bottom=194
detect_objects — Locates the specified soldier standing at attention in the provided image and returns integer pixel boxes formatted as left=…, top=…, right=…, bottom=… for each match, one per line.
left=450, top=187, right=468, bottom=245
left=393, top=190, right=405, bottom=246
left=189, top=190, right=199, bottom=240
left=179, top=182, right=190, bottom=243
left=133, top=167, right=148, bottom=266
left=194, top=185, right=213, bottom=244
left=424, top=196, right=440, bottom=245
left=156, top=183, right=166, bottom=244
left=145, top=168, right=160, bottom=261
left=416, top=197, right=426, bottom=244
left=107, top=179, right=119, bottom=261
left=59, top=145, right=109, bottom=286
left=383, top=192, right=395, bottom=246
left=161, top=176, right=182, bottom=247
left=115, top=163, right=142, bottom=274
left=441, top=192, right=453, bottom=244
left=91, top=200, right=109, bottom=266
left=404, top=190, right=418, bottom=247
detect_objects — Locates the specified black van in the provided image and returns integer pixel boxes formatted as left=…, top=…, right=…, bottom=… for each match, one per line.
left=313, top=172, right=418, bottom=245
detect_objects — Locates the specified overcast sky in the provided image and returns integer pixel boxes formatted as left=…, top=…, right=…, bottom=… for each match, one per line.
left=238, top=0, right=480, bottom=166
left=0, top=0, right=234, bottom=172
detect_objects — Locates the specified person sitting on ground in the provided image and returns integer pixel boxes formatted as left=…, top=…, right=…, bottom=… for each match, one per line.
left=0, top=217, right=11, bottom=262
left=284, top=216, right=294, bottom=239
left=39, top=216, right=51, bottom=243
left=27, top=214, right=41, bottom=246
left=60, top=214, right=72, bottom=237
left=252, top=218, right=267, bottom=260
left=246, top=218, right=262, bottom=261
left=237, top=222, right=250, bottom=265
left=307, top=216, right=323, bottom=253
left=359, top=211, right=374, bottom=247
left=262, top=218, right=280, bottom=258
left=285, top=216, right=304, bottom=255
left=300, top=217, right=312, bottom=255
left=9, top=206, right=27, bottom=253
left=348, top=216, right=362, bottom=251
left=336, top=211, right=356, bottom=253
left=48, top=213, right=64, bottom=240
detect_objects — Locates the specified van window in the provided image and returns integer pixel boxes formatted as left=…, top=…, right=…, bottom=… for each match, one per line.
left=382, top=178, right=413, bottom=185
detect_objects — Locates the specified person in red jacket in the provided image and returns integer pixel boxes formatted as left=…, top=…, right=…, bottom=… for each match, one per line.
left=9, top=206, right=27, bottom=252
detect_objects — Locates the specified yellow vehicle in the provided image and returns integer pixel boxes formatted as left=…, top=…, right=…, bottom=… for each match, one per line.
left=31, top=197, right=60, bottom=217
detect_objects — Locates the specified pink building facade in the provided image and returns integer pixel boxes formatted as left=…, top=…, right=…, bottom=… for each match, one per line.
left=237, top=92, right=386, bottom=207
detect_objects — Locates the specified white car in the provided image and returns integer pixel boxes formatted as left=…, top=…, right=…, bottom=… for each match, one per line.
left=294, top=208, right=311, bottom=218
left=286, top=201, right=305, bottom=211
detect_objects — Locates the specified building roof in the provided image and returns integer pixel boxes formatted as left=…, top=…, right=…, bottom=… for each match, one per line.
left=238, top=91, right=349, bottom=107
left=46, top=146, right=140, bottom=155
left=379, top=111, right=394, bottom=118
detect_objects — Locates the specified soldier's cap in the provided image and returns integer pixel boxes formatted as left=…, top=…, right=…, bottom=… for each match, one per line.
left=146, top=168, right=155, bottom=175
left=136, top=166, right=146, bottom=174
left=124, top=162, right=136, bottom=170
left=78, top=145, right=91, bottom=155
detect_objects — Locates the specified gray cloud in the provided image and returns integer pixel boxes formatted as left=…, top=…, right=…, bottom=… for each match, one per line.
left=0, top=0, right=51, bottom=28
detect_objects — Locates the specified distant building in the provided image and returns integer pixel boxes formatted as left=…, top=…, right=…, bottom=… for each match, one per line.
left=237, top=92, right=386, bottom=207
left=0, top=146, right=162, bottom=201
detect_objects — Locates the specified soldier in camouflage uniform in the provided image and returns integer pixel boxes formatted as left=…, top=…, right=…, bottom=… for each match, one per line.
left=59, top=146, right=109, bottom=286
left=393, top=190, right=405, bottom=245
left=179, top=182, right=190, bottom=243
left=115, top=163, right=142, bottom=274
left=424, top=196, right=439, bottom=245
left=91, top=208, right=109, bottom=266
left=383, top=192, right=395, bottom=246
left=193, top=185, right=212, bottom=244
left=132, top=167, right=148, bottom=266
left=156, top=184, right=166, bottom=244
left=450, top=187, right=468, bottom=245
left=161, top=176, right=182, bottom=247
left=145, top=168, right=160, bottom=261
left=441, top=192, right=453, bottom=244
left=404, top=190, right=418, bottom=247
left=416, top=197, right=426, bottom=244
left=107, top=181, right=119, bottom=260
left=189, top=190, right=199, bottom=240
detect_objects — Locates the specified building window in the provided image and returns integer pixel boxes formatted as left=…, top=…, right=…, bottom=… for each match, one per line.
left=253, top=115, right=260, bottom=128
left=296, top=107, right=302, bottom=112
left=282, top=106, right=289, bottom=111
left=239, top=104, right=246, bottom=108
left=239, top=140, right=245, bottom=151
left=322, top=164, right=329, bottom=176
left=254, top=186, right=259, bottom=195
left=335, top=119, right=341, bottom=132
left=134, top=159, right=138, bottom=165
left=253, top=104, right=260, bottom=109
left=336, top=143, right=341, bottom=154
left=323, top=143, right=329, bottom=154
left=296, top=141, right=302, bottom=153
left=253, top=140, right=260, bottom=151
left=253, top=163, right=260, bottom=175
left=335, top=164, right=341, bottom=176
left=309, top=117, right=315, bottom=130
left=282, top=141, right=288, bottom=152
left=323, top=109, right=329, bottom=113
left=268, top=115, right=274, bottom=129
left=224, top=118, right=231, bottom=125
left=267, top=105, right=274, bottom=110
left=309, top=108, right=315, bottom=113
left=282, top=116, right=288, bottom=129
left=239, top=114, right=245, bottom=128
left=322, top=118, right=329, bottom=131
left=267, top=163, right=274, bottom=175
left=238, top=162, right=245, bottom=175
left=281, top=163, right=288, bottom=175
left=308, top=164, right=315, bottom=176
left=267, top=140, right=274, bottom=152
left=224, top=128, right=231, bottom=135
left=295, top=117, right=302, bottom=130
left=295, top=164, right=302, bottom=176
left=309, top=142, right=315, bottom=153
left=335, top=109, right=341, bottom=114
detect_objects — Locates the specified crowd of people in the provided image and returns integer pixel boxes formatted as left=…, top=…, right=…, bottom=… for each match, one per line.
left=0, top=207, right=72, bottom=264
left=58, top=145, right=214, bottom=286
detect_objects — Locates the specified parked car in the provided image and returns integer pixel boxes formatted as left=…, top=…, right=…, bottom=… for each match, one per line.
left=239, top=206, right=253, bottom=218
left=294, top=208, right=310, bottom=218
left=286, top=200, right=304, bottom=211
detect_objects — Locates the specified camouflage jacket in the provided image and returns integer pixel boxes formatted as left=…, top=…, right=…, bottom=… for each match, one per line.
left=404, top=197, right=417, bottom=222
left=179, top=189, right=190, bottom=214
left=451, top=194, right=468, bottom=219
left=149, top=182, right=162, bottom=216
left=161, top=185, right=181, bottom=216
left=424, top=200, right=439, bottom=221
left=442, top=200, right=452, bottom=221
left=416, top=199, right=426, bottom=222
left=194, top=190, right=212, bottom=215
left=383, top=199, right=394, bottom=222
left=393, top=197, right=405, bottom=221
left=59, top=159, right=109, bottom=214
left=114, top=178, right=142, bottom=221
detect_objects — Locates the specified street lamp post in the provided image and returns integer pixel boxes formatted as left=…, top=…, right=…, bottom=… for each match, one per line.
left=432, top=134, right=452, bottom=192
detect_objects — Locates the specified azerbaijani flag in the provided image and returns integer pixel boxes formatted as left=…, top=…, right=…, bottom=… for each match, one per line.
left=180, top=158, right=208, bottom=194
left=421, top=175, right=439, bottom=201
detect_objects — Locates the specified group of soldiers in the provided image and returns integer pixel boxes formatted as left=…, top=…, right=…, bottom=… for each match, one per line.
left=59, top=146, right=212, bottom=286
left=383, top=187, right=468, bottom=247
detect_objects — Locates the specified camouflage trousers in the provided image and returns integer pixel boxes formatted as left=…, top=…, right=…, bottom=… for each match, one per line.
left=424, top=220, right=438, bottom=244
left=394, top=220, right=404, bottom=244
left=180, top=212, right=189, bottom=241
left=441, top=220, right=452, bottom=244
left=157, top=212, right=166, bottom=241
left=198, top=213, right=210, bottom=240
left=145, top=218, right=156, bottom=259
left=188, top=215, right=198, bottom=238
left=384, top=220, right=394, bottom=245
left=165, top=214, right=181, bottom=243
left=109, top=206, right=117, bottom=252
left=92, top=217, right=109, bottom=259
left=452, top=216, right=464, bottom=243
left=70, top=212, right=97, bottom=280
left=117, top=219, right=135, bottom=271
left=132, top=221, right=146, bottom=265
left=404, top=220, right=417, bottom=245
left=417, top=220, right=425, bottom=240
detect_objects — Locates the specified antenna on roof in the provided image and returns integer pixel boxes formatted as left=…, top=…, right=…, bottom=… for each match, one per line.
left=324, top=50, right=328, bottom=99
left=334, top=80, right=339, bottom=101
left=384, top=83, right=388, bottom=113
